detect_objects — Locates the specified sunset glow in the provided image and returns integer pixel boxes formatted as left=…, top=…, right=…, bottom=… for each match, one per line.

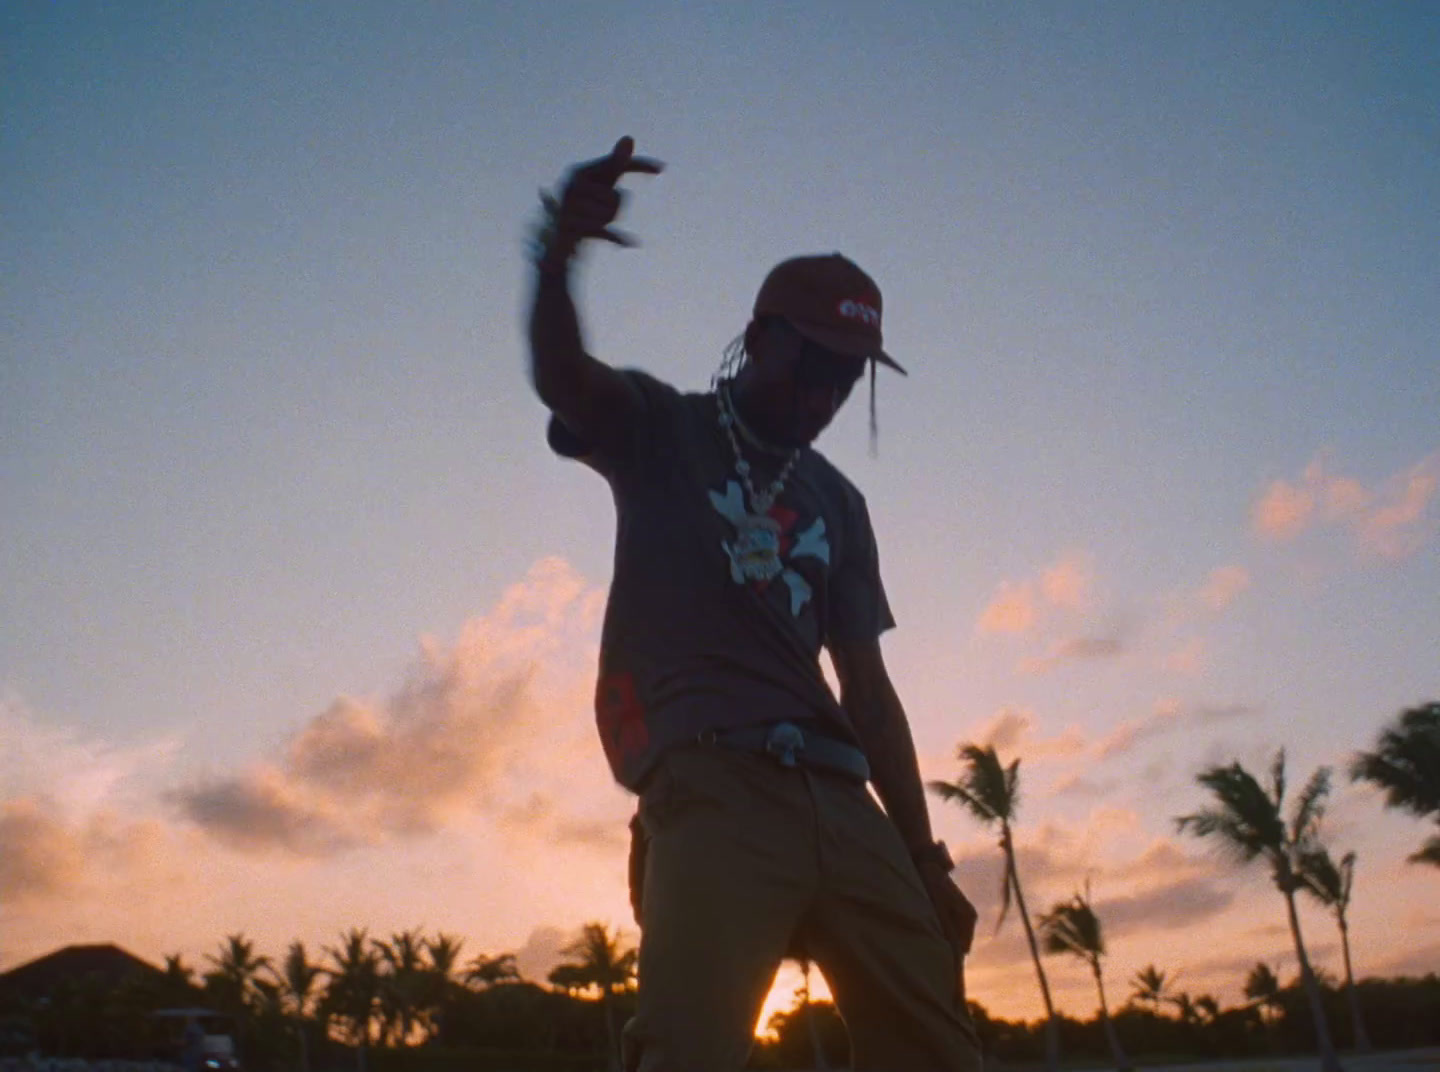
left=3, top=2, right=1437, bottom=1035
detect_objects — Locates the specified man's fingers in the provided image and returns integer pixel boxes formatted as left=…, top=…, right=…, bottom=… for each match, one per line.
left=591, top=136, right=665, bottom=182
left=623, top=154, right=664, bottom=176
left=597, top=227, right=639, bottom=247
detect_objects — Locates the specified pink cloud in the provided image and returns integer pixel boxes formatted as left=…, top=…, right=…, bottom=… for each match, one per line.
left=1197, top=565, right=1250, bottom=612
left=172, top=557, right=612, bottom=857
left=1041, top=553, right=1093, bottom=611
left=1358, top=456, right=1439, bottom=559
left=963, top=708, right=1088, bottom=760
left=1018, top=633, right=1125, bottom=675
left=1091, top=700, right=1253, bottom=760
left=1251, top=451, right=1438, bottom=558
left=1161, top=637, right=1207, bottom=675
left=976, top=582, right=1036, bottom=635
left=975, top=552, right=1103, bottom=636
left=1252, top=480, right=1314, bottom=541
left=0, top=798, right=84, bottom=904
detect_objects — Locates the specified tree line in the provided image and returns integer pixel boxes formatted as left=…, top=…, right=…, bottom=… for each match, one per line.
left=2, top=702, right=1434, bottom=1071
left=927, top=700, right=1440, bottom=1072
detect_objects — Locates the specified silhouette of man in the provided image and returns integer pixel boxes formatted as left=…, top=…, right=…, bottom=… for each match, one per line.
left=526, top=137, right=981, bottom=1072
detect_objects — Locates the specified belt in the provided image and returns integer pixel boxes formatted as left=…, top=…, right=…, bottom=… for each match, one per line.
left=699, top=721, right=871, bottom=783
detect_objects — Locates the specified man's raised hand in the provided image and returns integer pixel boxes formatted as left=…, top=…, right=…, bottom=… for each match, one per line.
left=548, top=136, right=664, bottom=254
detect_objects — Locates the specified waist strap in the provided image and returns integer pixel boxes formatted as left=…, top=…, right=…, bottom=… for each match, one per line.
left=702, top=721, right=871, bottom=783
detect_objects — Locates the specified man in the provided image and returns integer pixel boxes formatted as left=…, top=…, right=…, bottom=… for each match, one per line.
left=527, top=137, right=980, bottom=1072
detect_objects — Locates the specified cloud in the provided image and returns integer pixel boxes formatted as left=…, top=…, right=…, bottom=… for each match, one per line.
left=1019, top=633, right=1124, bottom=675
left=1051, top=774, right=1119, bottom=798
left=1251, top=451, right=1438, bottom=558
left=946, top=831, right=1234, bottom=978
left=1197, top=566, right=1250, bottom=611
left=0, top=793, right=183, bottom=914
left=975, top=552, right=1098, bottom=637
left=1093, top=700, right=1254, bottom=761
left=1161, top=637, right=1207, bottom=675
left=1040, top=554, right=1093, bottom=612
left=964, top=708, right=1088, bottom=761
left=0, top=693, right=180, bottom=814
left=1097, top=875, right=1235, bottom=935
left=501, top=793, right=629, bottom=852
left=1252, top=480, right=1314, bottom=541
left=172, top=557, right=611, bottom=858
left=1358, top=456, right=1440, bottom=558
left=0, top=798, right=85, bottom=904
left=976, top=582, right=1036, bottom=635
left=0, top=699, right=189, bottom=905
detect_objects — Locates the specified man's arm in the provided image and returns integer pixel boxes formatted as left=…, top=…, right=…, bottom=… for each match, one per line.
left=527, top=266, right=642, bottom=461
left=525, top=138, right=662, bottom=457
left=831, top=638, right=978, bottom=953
left=831, top=638, right=937, bottom=854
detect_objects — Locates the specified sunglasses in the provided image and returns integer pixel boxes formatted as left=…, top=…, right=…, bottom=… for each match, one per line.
left=792, top=334, right=869, bottom=394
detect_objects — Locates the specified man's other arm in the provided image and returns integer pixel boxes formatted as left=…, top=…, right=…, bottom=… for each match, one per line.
left=525, top=137, right=662, bottom=460
left=831, top=638, right=978, bottom=953
left=527, top=265, right=642, bottom=461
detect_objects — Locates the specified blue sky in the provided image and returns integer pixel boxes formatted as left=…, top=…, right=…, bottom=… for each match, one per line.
left=3, top=2, right=1437, bottom=1023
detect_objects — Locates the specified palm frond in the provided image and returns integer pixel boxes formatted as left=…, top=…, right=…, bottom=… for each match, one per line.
left=927, top=779, right=996, bottom=824
left=1409, top=832, right=1440, bottom=868
left=1290, top=766, right=1332, bottom=845
left=1037, top=891, right=1104, bottom=965
left=1270, top=750, right=1287, bottom=809
left=1349, top=702, right=1440, bottom=817
left=1297, top=846, right=1343, bottom=907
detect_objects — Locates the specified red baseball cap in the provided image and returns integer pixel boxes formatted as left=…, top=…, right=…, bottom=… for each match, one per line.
left=753, top=253, right=906, bottom=375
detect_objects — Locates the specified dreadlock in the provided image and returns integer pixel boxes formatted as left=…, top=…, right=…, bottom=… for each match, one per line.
left=710, top=329, right=750, bottom=392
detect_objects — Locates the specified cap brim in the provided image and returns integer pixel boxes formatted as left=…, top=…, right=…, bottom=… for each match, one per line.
left=790, top=320, right=908, bottom=376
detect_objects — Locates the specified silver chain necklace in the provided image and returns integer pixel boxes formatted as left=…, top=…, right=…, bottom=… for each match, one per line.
left=716, top=384, right=800, bottom=514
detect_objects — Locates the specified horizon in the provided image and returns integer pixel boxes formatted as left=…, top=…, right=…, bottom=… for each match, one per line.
left=3, top=2, right=1437, bottom=1029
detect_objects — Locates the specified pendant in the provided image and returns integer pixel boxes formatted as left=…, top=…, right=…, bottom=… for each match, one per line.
left=729, top=512, right=784, bottom=583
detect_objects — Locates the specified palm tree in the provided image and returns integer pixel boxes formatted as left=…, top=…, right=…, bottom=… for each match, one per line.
left=205, top=933, right=272, bottom=1016
left=160, top=954, right=202, bottom=1005
left=929, top=743, right=1061, bottom=1072
left=1300, top=847, right=1372, bottom=1052
left=1128, top=964, right=1171, bottom=1014
left=1176, top=751, right=1343, bottom=1072
left=423, top=933, right=464, bottom=1042
left=272, top=941, right=324, bottom=1072
left=548, top=922, right=637, bottom=1072
left=375, top=928, right=429, bottom=1045
left=465, top=952, right=521, bottom=988
left=1350, top=701, right=1440, bottom=866
left=1195, top=994, right=1221, bottom=1025
left=1244, top=962, right=1283, bottom=1026
left=1038, top=886, right=1132, bottom=1072
left=322, top=928, right=380, bottom=1072
left=1168, top=992, right=1201, bottom=1027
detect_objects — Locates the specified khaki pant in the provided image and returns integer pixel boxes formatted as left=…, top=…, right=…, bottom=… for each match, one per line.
left=624, top=744, right=981, bottom=1072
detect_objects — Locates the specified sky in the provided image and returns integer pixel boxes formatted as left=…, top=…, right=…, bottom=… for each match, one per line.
left=3, top=0, right=1438, bottom=1031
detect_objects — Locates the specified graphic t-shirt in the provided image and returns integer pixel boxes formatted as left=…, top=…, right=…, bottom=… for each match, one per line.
left=547, top=370, right=894, bottom=790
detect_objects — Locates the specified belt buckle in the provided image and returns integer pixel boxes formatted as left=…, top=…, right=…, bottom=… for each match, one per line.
left=764, top=722, right=805, bottom=768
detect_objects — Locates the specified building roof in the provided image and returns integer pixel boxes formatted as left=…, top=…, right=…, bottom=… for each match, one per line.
left=0, top=943, right=165, bottom=997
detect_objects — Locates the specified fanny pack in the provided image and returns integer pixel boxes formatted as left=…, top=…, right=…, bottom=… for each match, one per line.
left=699, top=721, right=871, bottom=783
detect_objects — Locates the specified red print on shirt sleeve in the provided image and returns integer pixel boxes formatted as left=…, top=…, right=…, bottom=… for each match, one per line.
left=596, top=671, right=649, bottom=770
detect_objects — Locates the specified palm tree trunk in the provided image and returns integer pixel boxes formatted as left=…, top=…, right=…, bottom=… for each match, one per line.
left=1006, top=830, right=1060, bottom=1072
left=1284, top=887, right=1343, bottom=1072
left=1337, top=916, right=1371, bottom=1052
left=603, top=993, right=621, bottom=1072
left=1092, top=962, right=1132, bottom=1072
